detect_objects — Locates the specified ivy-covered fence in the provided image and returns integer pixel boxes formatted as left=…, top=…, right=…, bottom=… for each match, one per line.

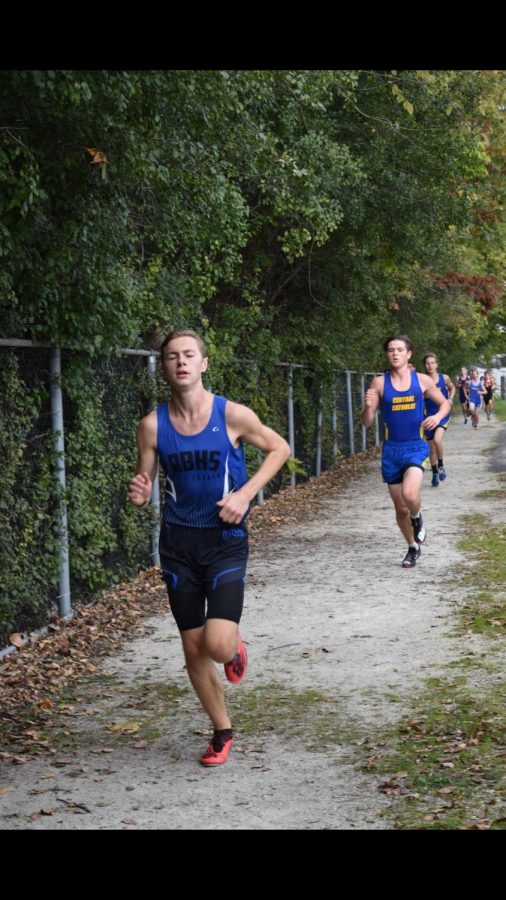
left=0, top=341, right=380, bottom=646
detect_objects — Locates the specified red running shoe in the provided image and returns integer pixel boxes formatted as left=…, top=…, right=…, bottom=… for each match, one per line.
left=224, top=632, right=248, bottom=684
left=200, top=732, right=234, bottom=766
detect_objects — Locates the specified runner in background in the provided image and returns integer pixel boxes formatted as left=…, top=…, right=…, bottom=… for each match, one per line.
left=456, top=366, right=470, bottom=424
left=361, top=334, right=451, bottom=568
left=423, top=353, right=456, bottom=487
left=483, top=370, right=496, bottom=419
left=468, top=367, right=486, bottom=429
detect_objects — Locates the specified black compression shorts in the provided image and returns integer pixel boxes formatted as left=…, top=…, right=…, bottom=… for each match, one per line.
left=159, top=523, right=248, bottom=631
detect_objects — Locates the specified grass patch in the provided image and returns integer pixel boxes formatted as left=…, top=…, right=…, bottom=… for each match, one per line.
left=475, top=475, right=506, bottom=502
left=39, top=679, right=193, bottom=753
left=366, top=678, right=506, bottom=829
left=475, top=489, right=506, bottom=501
left=0, top=676, right=354, bottom=758
left=225, top=682, right=353, bottom=750
left=125, top=681, right=191, bottom=709
left=367, top=497, right=506, bottom=829
left=457, top=515, right=506, bottom=636
left=91, top=681, right=192, bottom=746
left=0, top=707, right=53, bottom=754
left=493, top=398, right=506, bottom=422
left=476, top=474, right=506, bottom=502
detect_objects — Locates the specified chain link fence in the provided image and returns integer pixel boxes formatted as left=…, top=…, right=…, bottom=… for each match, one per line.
left=0, top=340, right=380, bottom=645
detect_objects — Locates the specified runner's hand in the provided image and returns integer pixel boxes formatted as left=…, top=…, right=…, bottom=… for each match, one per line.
left=217, top=489, right=249, bottom=524
left=364, top=388, right=378, bottom=408
left=422, top=415, right=440, bottom=432
left=128, top=472, right=152, bottom=507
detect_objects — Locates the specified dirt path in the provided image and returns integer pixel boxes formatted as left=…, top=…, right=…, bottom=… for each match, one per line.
left=1, top=415, right=504, bottom=829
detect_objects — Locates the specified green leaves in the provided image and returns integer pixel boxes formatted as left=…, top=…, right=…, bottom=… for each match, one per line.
left=2, top=68, right=502, bottom=368
left=1, top=70, right=505, bottom=640
left=0, top=353, right=60, bottom=640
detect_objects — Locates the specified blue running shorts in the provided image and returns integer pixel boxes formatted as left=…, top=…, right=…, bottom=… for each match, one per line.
left=382, top=438, right=429, bottom=485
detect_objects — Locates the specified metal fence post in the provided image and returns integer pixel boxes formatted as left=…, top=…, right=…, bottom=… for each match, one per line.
left=374, top=410, right=380, bottom=445
left=331, top=382, right=339, bottom=462
left=252, top=363, right=264, bottom=505
left=360, top=374, right=367, bottom=451
left=316, top=391, right=323, bottom=476
left=362, top=371, right=381, bottom=446
left=50, top=347, right=72, bottom=619
left=287, top=365, right=296, bottom=486
left=146, top=354, right=161, bottom=567
left=345, top=370, right=355, bottom=456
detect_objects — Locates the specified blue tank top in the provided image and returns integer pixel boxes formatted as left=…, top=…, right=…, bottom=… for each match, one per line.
left=424, top=372, right=449, bottom=417
left=156, top=395, right=248, bottom=527
left=468, top=378, right=483, bottom=406
left=381, top=370, right=425, bottom=442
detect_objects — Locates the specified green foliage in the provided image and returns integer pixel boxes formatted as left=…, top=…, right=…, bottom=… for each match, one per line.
left=0, top=352, right=60, bottom=641
left=494, top=399, right=506, bottom=422
left=1, top=70, right=505, bottom=638
left=1, top=69, right=504, bottom=371
left=0, top=350, right=153, bottom=643
left=284, top=456, right=307, bottom=478
left=63, top=353, right=153, bottom=596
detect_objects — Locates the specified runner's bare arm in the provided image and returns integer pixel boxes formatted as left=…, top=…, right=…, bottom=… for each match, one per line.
left=361, top=375, right=383, bottom=427
left=128, top=411, right=158, bottom=507
left=444, top=374, right=456, bottom=400
left=217, top=403, right=291, bottom=524
left=419, top=374, right=452, bottom=431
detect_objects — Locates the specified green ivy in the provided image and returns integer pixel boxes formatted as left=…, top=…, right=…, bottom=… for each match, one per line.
left=0, top=352, right=60, bottom=641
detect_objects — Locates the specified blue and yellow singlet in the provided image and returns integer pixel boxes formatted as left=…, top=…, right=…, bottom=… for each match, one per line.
left=381, top=370, right=425, bottom=442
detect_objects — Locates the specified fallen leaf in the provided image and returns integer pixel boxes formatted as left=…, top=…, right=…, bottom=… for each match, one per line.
left=38, top=698, right=54, bottom=710
left=9, top=633, right=24, bottom=648
left=85, top=147, right=108, bottom=165
left=106, top=722, right=140, bottom=734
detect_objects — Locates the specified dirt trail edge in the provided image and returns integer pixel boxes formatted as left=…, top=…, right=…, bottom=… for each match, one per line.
left=1, top=417, right=504, bottom=829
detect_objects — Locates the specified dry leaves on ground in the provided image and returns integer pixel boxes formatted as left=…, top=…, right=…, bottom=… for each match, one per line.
left=0, top=449, right=378, bottom=758
left=0, top=569, right=169, bottom=755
